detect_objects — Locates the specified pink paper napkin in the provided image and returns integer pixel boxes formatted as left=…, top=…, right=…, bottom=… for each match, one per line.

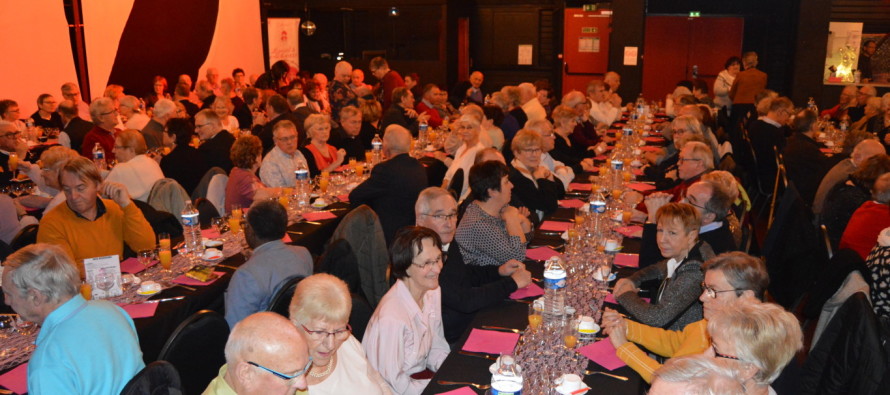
left=615, top=225, right=643, bottom=238
left=594, top=155, right=608, bottom=160
left=632, top=168, right=644, bottom=176
left=526, top=246, right=560, bottom=261
left=614, top=253, right=640, bottom=268
left=569, top=183, right=591, bottom=191
left=282, top=233, right=292, bottom=243
left=644, top=137, right=665, bottom=143
left=540, top=221, right=572, bottom=232
left=437, top=387, right=477, bottom=395
left=201, top=228, right=221, bottom=239
left=173, top=271, right=225, bottom=286
left=302, top=211, right=337, bottom=221
left=820, top=148, right=834, bottom=154
left=627, top=183, right=656, bottom=192
left=640, top=146, right=661, bottom=152
left=510, top=283, right=544, bottom=299
left=559, top=199, right=586, bottom=208
left=118, top=302, right=160, bottom=319
left=337, top=194, right=349, bottom=202
left=462, top=329, right=520, bottom=355
left=0, top=363, right=28, bottom=394
left=120, top=257, right=158, bottom=274
left=613, top=123, right=626, bottom=127
left=578, top=340, right=627, bottom=370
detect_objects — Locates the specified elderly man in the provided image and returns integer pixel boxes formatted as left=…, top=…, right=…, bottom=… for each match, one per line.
left=140, top=99, right=175, bottom=149
left=630, top=141, right=715, bottom=220
left=2, top=244, right=144, bottom=394
left=196, top=80, right=217, bottom=111
left=783, top=109, right=843, bottom=206
left=196, top=109, right=235, bottom=172
left=729, top=52, right=767, bottom=121
left=749, top=97, right=792, bottom=188
left=120, top=95, right=149, bottom=130
left=415, top=84, right=443, bottom=128
left=350, top=125, right=428, bottom=245
left=847, top=84, right=877, bottom=123
left=61, top=82, right=91, bottom=120
left=206, top=67, right=222, bottom=94
left=814, top=138, right=885, bottom=216
left=0, top=99, right=27, bottom=131
left=36, top=157, right=155, bottom=276
left=450, top=71, right=485, bottom=108
left=204, top=312, right=311, bottom=395
left=604, top=71, right=623, bottom=107
left=821, top=85, right=858, bottom=122
left=259, top=120, right=308, bottom=188
left=330, top=106, right=369, bottom=161
left=329, top=61, right=358, bottom=119
left=0, top=121, right=31, bottom=188
left=81, top=97, right=120, bottom=162
left=225, top=201, right=313, bottom=328
left=587, top=80, right=621, bottom=125
left=256, top=94, right=299, bottom=154
left=415, top=187, right=532, bottom=342
left=58, top=99, right=93, bottom=152
left=369, top=56, right=405, bottom=112
left=519, top=82, right=547, bottom=123
left=380, top=87, right=428, bottom=136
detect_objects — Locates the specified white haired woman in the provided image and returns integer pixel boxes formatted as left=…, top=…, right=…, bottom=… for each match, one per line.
left=289, top=273, right=391, bottom=394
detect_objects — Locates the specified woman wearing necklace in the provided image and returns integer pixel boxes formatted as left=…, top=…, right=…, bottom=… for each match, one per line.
left=299, top=114, right=347, bottom=177
left=289, top=273, right=391, bottom=394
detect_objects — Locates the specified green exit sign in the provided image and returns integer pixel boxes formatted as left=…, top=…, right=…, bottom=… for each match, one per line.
left=583, top=4, right=597, bottom=11
left=689, top=11, right=701, bottom=17
left=582, top=27, right=599, bottom=34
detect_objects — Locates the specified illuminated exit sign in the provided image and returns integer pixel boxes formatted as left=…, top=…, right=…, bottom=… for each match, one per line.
left=689, top=11, right=701, bottom=17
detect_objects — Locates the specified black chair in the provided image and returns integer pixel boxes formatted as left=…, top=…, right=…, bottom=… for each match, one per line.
left=0, top=238, right=12, bottom=261
left=156, top=310, right=229, bottom=395
left=447, top=168, right=464, bottom=200
left=119, top=361, right=183, bottom=395
left=194, top=197, right=220, bottom=228
left=267, top=275, right=305, bottom=317
left=10, top=224, right=38, bottom=251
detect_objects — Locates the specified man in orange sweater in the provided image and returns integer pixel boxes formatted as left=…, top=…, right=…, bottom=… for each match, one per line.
left=37, top=157, right=155, bottom=277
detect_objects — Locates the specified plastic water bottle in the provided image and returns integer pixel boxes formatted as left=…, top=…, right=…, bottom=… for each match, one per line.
left=588, top=189, right=606, bottom=236
left=294, top=160, right=310, bottom=208
left=181, top=200, right=202, bottom=256
left=371, top=133, right=383, bottom=163
left=543, top=256, right=567, bottom=322
left=490, top=355, right=523, bottom=395
left=807, top=97, right=818, bottom=113
left=92, top=142, right=106, bottom=169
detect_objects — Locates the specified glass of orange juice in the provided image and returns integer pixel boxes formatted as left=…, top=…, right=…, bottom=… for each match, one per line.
left=158, top=232, right=171, bottom=250
left=365, top=150, right=374, bottom=164
left=158, top=247, right=172, bottom=273
left=80, top=282, right=92, bottom=300
left=230, top=204, right=243, bottom=220
left=228, top=215, right=242, bottom=234
left=7, top=152, right=18, bottom=174
left=563, top=320, right=578, bottom=349
left=528, top=303, right=543, bottom=331
left=355, top=162, right=365, bottom=178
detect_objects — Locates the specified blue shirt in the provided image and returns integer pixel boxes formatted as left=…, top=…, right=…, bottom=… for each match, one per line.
left=29, top=295, right=144, bottom=394
left=224, top=240, right=313, bottom=328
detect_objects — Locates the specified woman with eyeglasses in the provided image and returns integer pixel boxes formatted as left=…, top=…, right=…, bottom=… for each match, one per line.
left=363, top=226, right=449, bottom=395
left=602, top=252, right=769, bottom=383
left=508, top=129, right=564, bottom=220
left=549, top=105, right=597, bottom=174
left=288, top=273, right=391, bottom=394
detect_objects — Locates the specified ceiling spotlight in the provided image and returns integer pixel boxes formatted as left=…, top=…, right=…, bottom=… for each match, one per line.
left=389, top=7, right=399, bottom=17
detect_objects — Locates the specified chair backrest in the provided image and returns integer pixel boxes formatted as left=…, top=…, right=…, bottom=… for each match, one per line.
left=768, top=163, right=788, bottom=229
left=193, top=198, right=220, bottom=228
left=447, top=168, right=464, bottom=200
left=119, top=360, right=183, bottom=395
left=330, top=205, right=391, bottom=307
left=148, top=178, right=190, bottom=217
left=191, top=167, right=227, bottom=201
left=267, top=275, right=305, bottom=317
left=156, top=310, right=229, bottom=395
left=10, top=224, right=38, bottom=252
left=206, top=173, right=228, bottom=216
left=318, top=238, right=362, bottom=294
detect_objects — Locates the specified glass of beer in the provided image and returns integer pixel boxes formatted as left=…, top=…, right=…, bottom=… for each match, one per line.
left=7, top=153, right=18, bottom=175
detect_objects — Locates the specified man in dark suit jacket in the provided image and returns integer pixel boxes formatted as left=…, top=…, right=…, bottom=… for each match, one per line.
left=330, top=106, right=369, bottom=161
left=783, top=109, right=843, bottom=207
left=58, top=100, right=92, bottom=153
left=380, top=87, right=427, bottom=137
left=195, top=109, right=235, bottom=172
left=414, top=186, right=531, bottom=343
left=449, top=71, right=485, bottom=108
left=349, top=125, right=428, bottom=245
left=254, top=94, right=300, bottom=155
left=748, top=97, right=792, bottom=190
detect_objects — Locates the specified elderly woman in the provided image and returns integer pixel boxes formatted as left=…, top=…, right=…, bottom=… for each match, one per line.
left=16, top=146, right=80, bottom=211
left=105, top=129, right=164, bottom=202
left=299, top=114, right=346, bottom=177
left=225, top=135, right=268, bottom=213
left=822, top=154, right=890, bottom=245
left=145, top=75, right=172, bottom=109
left=713, top=57, right=741, bottom=111
left=603, top=252, right=769, bottom=383
left=851, top=96, right=883, bottom=133
left=289, top=273, right=391, bottom=394
left=550, top=105, right=596, bottom=173
left=508, top=129, right=564, bottom=220
left=160, top=118, right=209, bottom=195
left=212, top=96, right=240, bottom=132
left=706, top=303, right=802, bottom=394
left=614, top=203, right=715, bottom=330
left=363, top=226, right=450, bottom=395
left=563, top=90, right=608, bottom=154
left=442, top=114, right=486, bottom=200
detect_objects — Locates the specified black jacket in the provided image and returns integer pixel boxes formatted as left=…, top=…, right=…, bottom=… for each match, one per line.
left=63, top=116, right=94, bottom=153
left=639, top=221, right=736, bottom=269
left=161, top=145, right=209, bottom=195
left=507, top=166, right=564, bottom=219
left=783, top=133, right=841, bottom=207
left=349, top=153, right=428, bottom=245
left=380, top=104, right=419, bottom=136
left=197, top=131, right=235, bottom=173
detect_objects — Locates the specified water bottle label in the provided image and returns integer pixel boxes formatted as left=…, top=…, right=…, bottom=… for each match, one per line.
left=372, top=142, right=382, bottom=149
left=623, top=127, right=633, bottom=136
left=295, top=169, right=309, bottom=181
left=610, top=160, right=624, bottom=170
left=491, top=383, right=522, bottom=395
left=181, top=213, right=199, bottom=227
left=544, top=275, right=566, bottom=289
left=419, top=124, right=428, bottom=132
left=94, top=152, right=104, bottom=160
left=590, top=201, right=606, bottom=214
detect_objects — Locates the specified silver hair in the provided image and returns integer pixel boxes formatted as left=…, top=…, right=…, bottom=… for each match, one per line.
left=524, top=119, right=553, bottom=135
left=415, top=186, right=455, bottom=216
left=4, top=244, right=79, bottom=304
left=153, top=99, right=177, bottom=119
left=561, top=90, right=587, bottom=108
left=653, top=354, right=746, bottom=395
left=89, top=97, right=115, bottom=123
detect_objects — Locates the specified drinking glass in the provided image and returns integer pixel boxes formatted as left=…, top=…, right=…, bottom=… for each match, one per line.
left=158, top=247, right=173, bottom=273
left=211, top=217, right=227, bottom=237
left=227, top=214, right=242, bottom=235
left=158, top=232, right=171, bottom=250
left=563, top=319, right=578, bottom=349
left=0, top=315, right=15, bottom=339
left=138, top=249, right=155, bottom=269
left=95, top=271, right=115, bottom=298
left=230, top=204, right=243, bottom=220
left=528, top=303, right=543, bottom=331
left=80, top=281, right=92, bottom=300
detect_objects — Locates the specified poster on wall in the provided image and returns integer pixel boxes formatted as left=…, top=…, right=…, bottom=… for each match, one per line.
left=268, top=18, right=300, bottom=69
left=824, top=22, right=862, bottom=84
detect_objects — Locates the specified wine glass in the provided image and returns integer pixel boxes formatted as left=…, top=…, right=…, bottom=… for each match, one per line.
left=95, top=271, right=115, bottom=298
left=138, top=249, right=155, bottom=269
left=0, top=314, right=15, bottom=339
left=211, top=217, right=227, bottom=239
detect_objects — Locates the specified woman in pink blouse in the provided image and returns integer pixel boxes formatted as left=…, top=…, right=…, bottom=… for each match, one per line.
left=299, top=114, right=346, bottom=177
left=362, top=226, right=450, bottom=395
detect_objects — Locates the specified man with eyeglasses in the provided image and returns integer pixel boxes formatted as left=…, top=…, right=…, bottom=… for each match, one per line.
left=601, top=252, right=769, bottom=383
left=81, top=97, right=121, bottom=162
left=350, top=125, right=427, bottom=245
left=0, top=121, right=30, bottom=186
left=847, top=84, right=876, bottom=123
left=259, top=120, right=309, bottom=188
left=415, top=186, right=532, bottom=343
left=195, top=109, right=235, bottom=172
left=330, top=106, right=370, bottom=161
left=204, top=312, right=311, bottom=395
left=61, top=82, right=91, bottom=120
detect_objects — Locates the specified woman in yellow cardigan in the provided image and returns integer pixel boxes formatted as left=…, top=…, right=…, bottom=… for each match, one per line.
left=602, top=252, right=769, bottom=383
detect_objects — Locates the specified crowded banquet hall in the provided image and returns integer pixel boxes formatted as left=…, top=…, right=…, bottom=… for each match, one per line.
left=2, top=0, right=890, bottom=394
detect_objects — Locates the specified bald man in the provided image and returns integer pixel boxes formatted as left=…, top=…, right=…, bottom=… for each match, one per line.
left=814, top=138, right=887, bottom=215
left=203, top=312, right=311, bottom=395
left=450, top=71, right=485, bottom=107
left=349, top=125, right=429, bottom=244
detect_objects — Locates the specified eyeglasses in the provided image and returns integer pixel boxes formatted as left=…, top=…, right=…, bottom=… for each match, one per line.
left=248, top=357, right=313, bottom=381
left=520, top=148, right=543, bottom=154
left=412, top=254, right=443, bottom=269
left=113, top=145, right=129, bottom=150
left=684, top=198, right=708, bottom=212
left=100, top=109, right=118, bottom=116
left=422, top=212, right=458, bottom=221
left=701, top=282, right=740, bottom=299
left=2, top=131, right=21, bottom=139
left=300, top=324, right=352, bottom=341
left=275, top=135, right=298, bottom=142
left=678, top=157, right=702, bottom=164
left=195, top=122, right=211, bottom=129
left=710, top=343, right=740, bottom=361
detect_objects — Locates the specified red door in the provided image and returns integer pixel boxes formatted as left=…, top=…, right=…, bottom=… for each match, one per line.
left=562, top=9, right=611, bottom=96
left=641, top=16, right=743, bottom=101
